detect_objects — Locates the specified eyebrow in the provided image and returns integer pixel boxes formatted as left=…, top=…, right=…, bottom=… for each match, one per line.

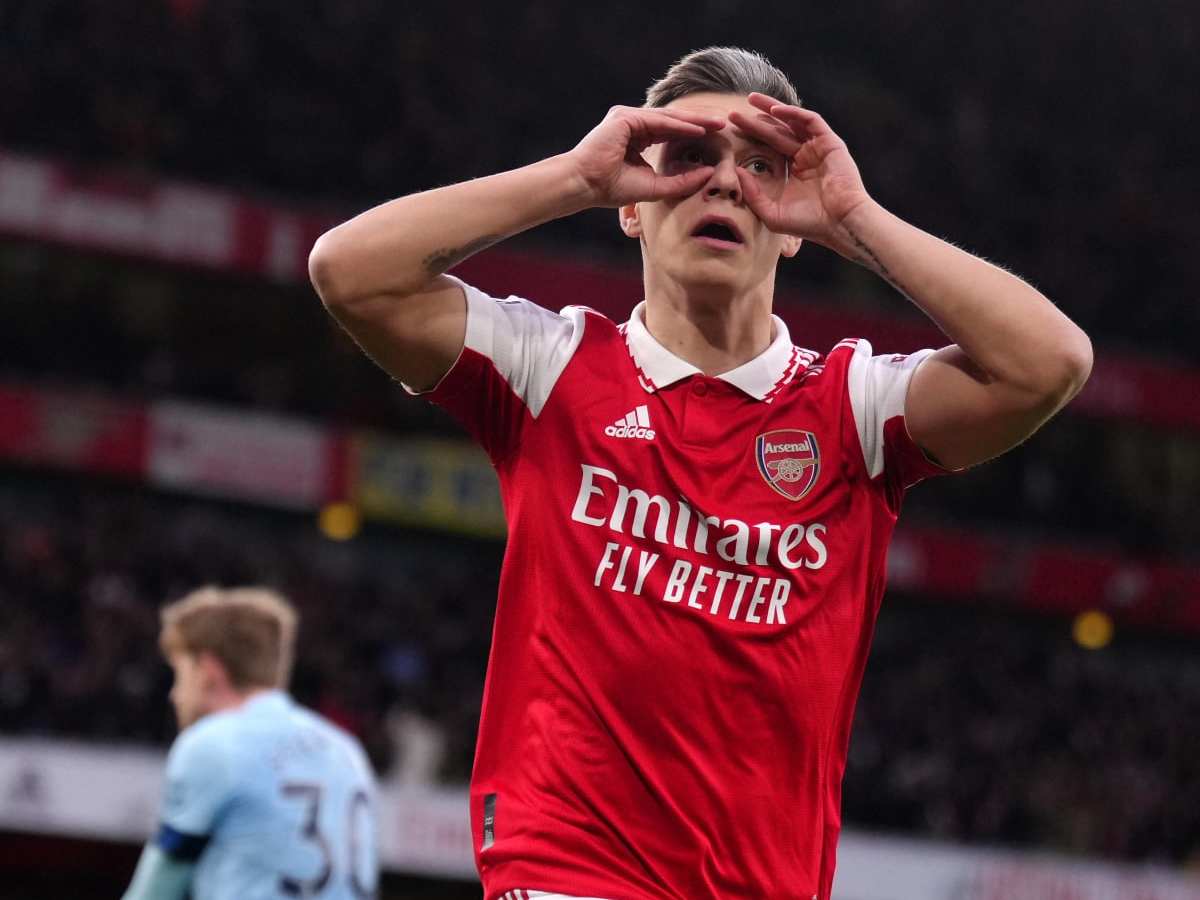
left=730, top=128, right=773, bottom=152
left=665, top=130, right=778, bottom=155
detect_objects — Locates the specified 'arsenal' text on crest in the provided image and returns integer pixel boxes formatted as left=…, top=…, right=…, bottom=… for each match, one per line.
left=756, top=429, right=821, bottom=501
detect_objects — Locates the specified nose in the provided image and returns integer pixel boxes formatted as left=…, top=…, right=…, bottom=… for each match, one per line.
left=704, top=157, right=741, bottom=203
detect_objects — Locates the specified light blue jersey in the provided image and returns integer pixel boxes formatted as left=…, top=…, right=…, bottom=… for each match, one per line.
left=156, top=690, right=378, bottom=900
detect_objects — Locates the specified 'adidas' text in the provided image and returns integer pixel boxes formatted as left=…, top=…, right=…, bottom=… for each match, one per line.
left=605, top=405, right=656, bottom=441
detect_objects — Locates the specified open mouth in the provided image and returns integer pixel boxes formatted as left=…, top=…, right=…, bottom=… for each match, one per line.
left=691, top=218, right=744, bottom=248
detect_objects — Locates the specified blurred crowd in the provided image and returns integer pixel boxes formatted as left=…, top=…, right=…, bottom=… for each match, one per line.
left=0, top=244, right=427, bottom=432
left=2, top=474, right=1198, bottom=866
left=0, top=473, right=498, bottom=783
left=849, top=601, right=1200, bottom=867
left=2, top=0, right=1199, bottom=876
left=4, top=242, right=1198, bottom=562
left=1, top=0, right=1198, bottom=362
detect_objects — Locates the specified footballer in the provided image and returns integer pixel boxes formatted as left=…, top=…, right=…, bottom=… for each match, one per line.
left=122, top=587, right=378, bottom=900
left=310, top=47, right=1091, bottom=900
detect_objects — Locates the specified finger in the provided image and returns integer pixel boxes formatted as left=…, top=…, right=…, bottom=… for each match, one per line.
left=747, top=92, right=833, bottom=138
left=627, top=119, right=724, bottom=158
left=727, top=108, right=805, bottom=158
left=627, top=111, right=719, bottom=147
left=650, top=107, right=726, bottom=130
left=735, top=168, right=781, bottom=230
left=628, top=107, right=725, bottom=137
left=747, top=92, right=789, bottom=113
left=645, top=165, right=715, bottom=200
left=766, top=104, right=834, bottom=139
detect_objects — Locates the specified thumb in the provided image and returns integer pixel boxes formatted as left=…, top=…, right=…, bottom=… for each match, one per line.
left=736, top=169, right=778, bottom=229
left=647, top=166, right=715, bottom=200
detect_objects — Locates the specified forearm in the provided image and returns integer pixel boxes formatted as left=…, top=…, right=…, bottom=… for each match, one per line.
left=121, top=844, right=194, bottom=900
left=310, top=153, right=590, bottom=304
left=831, top=201, right=1092, bottom=395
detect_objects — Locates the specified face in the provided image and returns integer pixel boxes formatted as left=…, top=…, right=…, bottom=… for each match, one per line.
left=621, top=92, right=802, bottom=298
left=168, top=651, right=217, bottom=729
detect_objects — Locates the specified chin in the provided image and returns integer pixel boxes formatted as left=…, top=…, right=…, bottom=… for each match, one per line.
left=674, top=263, right=745, bottom=298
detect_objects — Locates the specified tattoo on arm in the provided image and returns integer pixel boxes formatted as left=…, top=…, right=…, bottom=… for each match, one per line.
left=422, top=235, right=503, bottom=277
left=846, top=226, right=911, bottom=298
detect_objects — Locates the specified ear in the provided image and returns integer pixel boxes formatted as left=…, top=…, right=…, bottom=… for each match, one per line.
left=619, top=202, right=641, bottom=239
left=196, top=651, right=230, bottom=693
left=780, top=234, right=803, bottom=258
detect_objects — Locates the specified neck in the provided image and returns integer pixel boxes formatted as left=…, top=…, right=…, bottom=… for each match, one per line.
left=641, top=269, right=776, bottom=376
left=213, top=685, right=273, bottom=714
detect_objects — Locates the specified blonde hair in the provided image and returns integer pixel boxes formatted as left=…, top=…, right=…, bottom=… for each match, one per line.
left=645, top=47, right=800, bottom=109
left=159, top=586, right=298, bottom=690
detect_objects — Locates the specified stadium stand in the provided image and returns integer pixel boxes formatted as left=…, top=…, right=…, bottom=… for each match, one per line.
left=2, top=473, right=1199, bottom=867
left=3, top=243, right=1198, bottom=561
left=1, top=0, right=1198, bottom=895
left=0, top=471, right=496, bottom=782
left=2, top=0, right=1198, bottom=361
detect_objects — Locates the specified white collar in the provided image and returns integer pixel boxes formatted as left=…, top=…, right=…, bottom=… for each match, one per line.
left=623, top=301, right=810, bottom=401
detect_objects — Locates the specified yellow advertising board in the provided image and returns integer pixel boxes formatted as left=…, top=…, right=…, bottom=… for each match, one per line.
left=352, top=435, right=505, bottom=538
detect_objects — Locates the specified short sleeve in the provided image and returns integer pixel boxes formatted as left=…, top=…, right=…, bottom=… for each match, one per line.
left=159, top=722, right=234, bottom=840
left=403, top=276, right=586, bottom=463
left=847, top=339, right=956, bottom=497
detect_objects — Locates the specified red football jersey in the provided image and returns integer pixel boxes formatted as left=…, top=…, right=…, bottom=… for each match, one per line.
left=410, top=277, right=956, bottom=900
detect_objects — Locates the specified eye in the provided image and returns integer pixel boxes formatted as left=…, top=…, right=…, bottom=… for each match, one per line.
left=745, top=158, right=774, bottom=176
left=680, top=146, right=706, bottom=165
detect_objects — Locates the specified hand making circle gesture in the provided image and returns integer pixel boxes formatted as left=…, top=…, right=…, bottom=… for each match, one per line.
left=568, top=105, right=724, bottom=209
left=727, top=93, right=873, bottom=246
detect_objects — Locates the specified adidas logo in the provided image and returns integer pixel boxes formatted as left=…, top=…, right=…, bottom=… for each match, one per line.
left=604, top=404, right=656, bottom=440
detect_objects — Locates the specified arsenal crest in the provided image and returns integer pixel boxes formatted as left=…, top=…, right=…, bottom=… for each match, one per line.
left=755, top=429, right=821, bottom=501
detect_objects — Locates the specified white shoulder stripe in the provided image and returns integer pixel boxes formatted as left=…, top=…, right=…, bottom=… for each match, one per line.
left=456, top=278, right=588, bottom=418
left=847, top=339, right=936, bottom=479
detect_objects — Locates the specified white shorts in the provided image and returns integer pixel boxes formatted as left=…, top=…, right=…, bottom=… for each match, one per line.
left=501, top=892, right=611, bottom=900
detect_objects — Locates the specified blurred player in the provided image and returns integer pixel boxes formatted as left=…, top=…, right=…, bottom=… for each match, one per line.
left=309, top=47, right=1091, bottom=899
left=121, top=587, right=378, bottom=900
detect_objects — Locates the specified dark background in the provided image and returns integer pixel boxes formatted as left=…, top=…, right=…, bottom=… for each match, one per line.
left=1, top=0, right=1198, bottom=896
